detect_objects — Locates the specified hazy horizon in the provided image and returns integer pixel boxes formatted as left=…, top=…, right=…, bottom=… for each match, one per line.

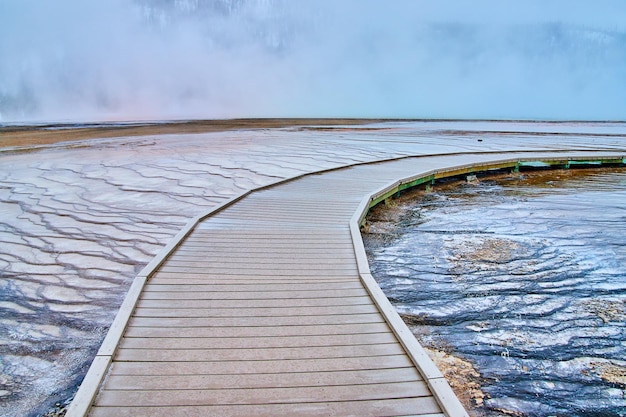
left=2, top=0, right=626, bottom=123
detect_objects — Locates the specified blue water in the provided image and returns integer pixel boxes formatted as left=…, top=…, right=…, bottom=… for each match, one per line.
left=364, top=168, right=626, bottom=417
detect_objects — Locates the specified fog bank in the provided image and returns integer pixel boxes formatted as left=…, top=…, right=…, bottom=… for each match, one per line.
left=1, top=0, right=625, bottom=122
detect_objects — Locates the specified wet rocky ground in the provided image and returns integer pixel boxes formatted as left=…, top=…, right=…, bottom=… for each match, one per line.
left=364, top=167, right=626, bottom=417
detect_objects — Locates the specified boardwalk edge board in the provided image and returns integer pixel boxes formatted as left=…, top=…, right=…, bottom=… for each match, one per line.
left=350, top=189, right=469, bottom=417
left=67, top=150, right=625, bottom=417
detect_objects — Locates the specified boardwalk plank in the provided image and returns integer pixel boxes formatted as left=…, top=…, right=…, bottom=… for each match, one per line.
left=174, top=238, right=353, bottom=244
left=131, top=304, right=379, bottom=318
left=110, top=354, right=417, bottom=376
left=115, top=342, right=405, bottom=362
left=104, top=367, right=421, bottom=390
left=166, top=249, right=357, bottom=258
left=142, top=281, right=364, bottom=292
left=146, top=274, right=359, bottom=283
left=175, top=242, right=355, bottom=249
left=154, top=266, right=359, bottom=274
left=136, top=295, right=373, bottom=309
left=181, top=235, right=354, bottom=242
left=90, top=397, right=442, bottom=417
left=124, top=322, right=392, bottom=338
left=190, top=226, right=353, bottom=233
left=119, top=332, right=398, bottom=350
left=139, top=287, right=369, bottom=299
left=128, top=313, right=384, bottom=327
left=95, top=381, right=431, bottom=406
left=157, top=255, right=357, bottom=263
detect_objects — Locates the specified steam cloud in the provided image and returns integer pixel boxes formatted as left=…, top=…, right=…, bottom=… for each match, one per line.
left=1, top=0, right=625, bottom=122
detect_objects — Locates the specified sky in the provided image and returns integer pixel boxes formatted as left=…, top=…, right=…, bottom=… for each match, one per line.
left=1, top=0, right=625, bottom=123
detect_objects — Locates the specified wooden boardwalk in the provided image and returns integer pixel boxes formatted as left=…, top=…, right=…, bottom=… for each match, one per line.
left=68, top=150, right=625, bottom=417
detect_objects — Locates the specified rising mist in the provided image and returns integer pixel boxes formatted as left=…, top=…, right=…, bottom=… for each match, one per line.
left=1, top=0, right=625, bottom=123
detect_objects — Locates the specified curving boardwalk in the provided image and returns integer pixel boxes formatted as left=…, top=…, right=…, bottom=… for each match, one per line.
left=68, top=150, right=625, bottom=417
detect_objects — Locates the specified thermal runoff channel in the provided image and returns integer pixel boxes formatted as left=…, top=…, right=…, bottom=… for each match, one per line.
left=1, top=0, right=626, bottom=123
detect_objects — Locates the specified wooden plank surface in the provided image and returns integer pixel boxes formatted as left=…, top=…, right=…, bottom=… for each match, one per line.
left=138, top=287, right=369, bottom=299
left=130, top=303, right=381, bottom=318
left=109, top=354, right=416, bottom=375
left=90, top=398, right=443, bottom=417
left=135, top=296, right=373, bottom=309
left=113, top=343, right=406, bottom=362
left=124, top=321, right=392, bottom=338
left=119, top=332, right=398, bottom=349
left=128, top=313, right=385, bottom=327
left=141, top=281, right=365, bottom=291
left=95, top=381, right=432, bottom=406
left=104, top=367, right=422, bottom=390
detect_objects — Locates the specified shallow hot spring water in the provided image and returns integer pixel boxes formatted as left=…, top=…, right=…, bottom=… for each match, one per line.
left=363, top=168, right=626, bottom=417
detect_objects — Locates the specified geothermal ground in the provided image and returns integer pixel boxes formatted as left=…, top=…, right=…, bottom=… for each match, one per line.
left=0, top=120, right=624, bottom=416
